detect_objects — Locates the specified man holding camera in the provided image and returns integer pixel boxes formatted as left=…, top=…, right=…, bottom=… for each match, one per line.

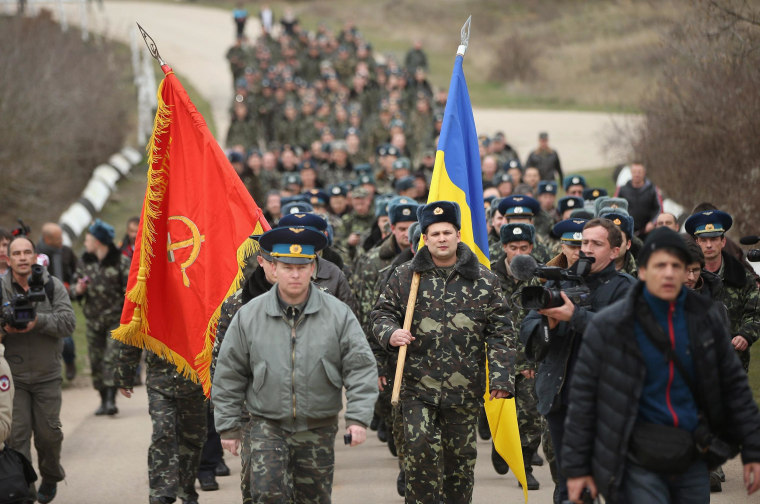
left=562, top=227, right=760, bottom=503
left=520, top=218, right=635, bottom=503
left=1, top=235, right=76, bottom=503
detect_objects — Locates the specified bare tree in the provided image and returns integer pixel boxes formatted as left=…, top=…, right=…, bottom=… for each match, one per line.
left=625, top=0, right=760, bottom=237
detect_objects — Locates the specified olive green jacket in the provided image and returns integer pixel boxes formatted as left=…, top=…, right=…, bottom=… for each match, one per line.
left=213, top=284, right=378, bottom=437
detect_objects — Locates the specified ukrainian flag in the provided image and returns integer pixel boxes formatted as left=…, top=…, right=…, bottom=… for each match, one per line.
left=428, top=53, right=528, bottom=500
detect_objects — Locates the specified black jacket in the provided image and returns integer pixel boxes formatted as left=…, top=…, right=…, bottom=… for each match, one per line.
left=616, top=180, right=661, bottom=235
left=562, top=282, right=760, bottom=503
left=520, top=261, right=635, bottom=415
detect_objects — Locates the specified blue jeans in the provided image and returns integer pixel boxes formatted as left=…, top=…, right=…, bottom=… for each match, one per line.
left=621, top=459, right=709, bottom=503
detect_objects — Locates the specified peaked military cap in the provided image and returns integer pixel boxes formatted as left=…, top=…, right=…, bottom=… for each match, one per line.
left=553, top=218, right=588, bottom=246
left=417, top=200, right=461, bottom=233
left=498, top=194, right=540, bottom=217
left=328, top=184, right=348, bottom=198
left=558, top=196, right=585, bottom=215
left=259, top=226, right=327, bottom=265
left=583, top=187, right=608, bottom=201
left=684, top=210, right=733, bottom=238
left=500, top=223, right=535, bottom=244
left=303, top=189, right=329, bottom=207
left=563, top=174, right=587, bottom=191
left=493, top=173, right=514, bottom=186
left=281, top=201, right=314, bottom=216
left=537, top=181, right=558, bottom=195
left=392, top=157, right=412, bottom=171
left=277, top=212, right=328, bottom=232
left=394, top=176, right=416, bottom=193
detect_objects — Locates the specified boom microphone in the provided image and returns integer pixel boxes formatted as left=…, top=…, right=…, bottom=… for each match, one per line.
left=511, top=254, right=539, bottom=282
left=739, top=236, right=760, bottom=246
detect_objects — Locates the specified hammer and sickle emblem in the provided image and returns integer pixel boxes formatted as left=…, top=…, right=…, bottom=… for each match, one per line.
left=167, top=216, right=205, bottom=288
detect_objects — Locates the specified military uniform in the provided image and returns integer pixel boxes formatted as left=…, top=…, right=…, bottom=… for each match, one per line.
left=114, top=347, right=206, bottom=504
left=372, top=204, right=515, bottom=504
left=71, top=227, right=131, bottom=414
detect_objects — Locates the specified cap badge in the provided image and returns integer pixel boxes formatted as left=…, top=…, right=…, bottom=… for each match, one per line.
left=572, top=177, right=580, bottom=184
left=290, top=244, right=303, bottom=254
left=613, top=218, right=622, bottom=226
left=434, top=207, right=444, bottom=215
left=289, top=228, right=305, bottom=234
left=332, top=187, right=341, bottom=194
left=514, top=206, right=524, bottom=214
left=573, top=232, right=583, bottom=240
left=705, top=223, right=715, bottom=231
left=704, top=211, right=714, bottom=216
left=593, top=190, right=600, bottom=197
left=513, top=228, right=522, bottom=235
left=567, top=200, right=575, bottom=207
left=310, top=197, right=318, bottom=204
left=514, top=197, right=524, bottom=201
left=402, top=208, right=411, bottom=216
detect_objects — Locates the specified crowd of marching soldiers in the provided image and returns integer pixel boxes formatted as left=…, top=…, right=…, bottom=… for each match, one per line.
left=215, top=13, right=760, bottom=500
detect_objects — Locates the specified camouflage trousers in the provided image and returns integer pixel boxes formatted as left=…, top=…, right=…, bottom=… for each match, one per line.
left=392, top=402, right=405, bottom=469
left=515, top=373, right=556, bottom=480
left=402, top=400, right=478, bottom=504
left=147, top=385, right=206, bottom=501
left=245, top=416, right=338, bottom=504
left=85, top=322, right=125, bottom=391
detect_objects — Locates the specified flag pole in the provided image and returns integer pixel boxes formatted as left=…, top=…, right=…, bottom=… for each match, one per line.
left=136, top=22, right=171, bottom=73
left=390, top=15, right=472, bottom=407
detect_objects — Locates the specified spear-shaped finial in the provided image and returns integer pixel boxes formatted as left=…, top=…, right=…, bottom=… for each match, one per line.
left=457, top=15, right=472, bottom=56
left=137, top=22, right=166, bottom=66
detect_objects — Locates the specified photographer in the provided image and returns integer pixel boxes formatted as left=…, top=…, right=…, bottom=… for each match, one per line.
left=520, top=218, right=635, bottom=503
left=1, top=235, right=76, bottom=504
left=563, top=227, right=760, bottom=503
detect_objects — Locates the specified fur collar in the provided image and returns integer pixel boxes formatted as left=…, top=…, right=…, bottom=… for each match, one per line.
left=410, top=242, right=480, bottom=280
left=82, top=243, right=121, bottom=267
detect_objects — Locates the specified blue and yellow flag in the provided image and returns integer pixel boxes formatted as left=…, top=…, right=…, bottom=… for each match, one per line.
left=428, top=53, right=528, bottom=500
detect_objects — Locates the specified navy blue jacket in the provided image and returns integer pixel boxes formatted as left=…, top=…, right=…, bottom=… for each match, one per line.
left=562, top=281, right=760, bottom=503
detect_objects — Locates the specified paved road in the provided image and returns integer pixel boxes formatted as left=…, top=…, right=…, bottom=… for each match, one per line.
left=52, top=379, right=749, bottom=504
left=29, top=2, right=750, bottom=503
left=47, top=0, right=638, bottom=171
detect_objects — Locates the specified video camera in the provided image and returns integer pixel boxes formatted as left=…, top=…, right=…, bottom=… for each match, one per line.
left=739, top=235, right=760, bottom=262
left=512, top=254, right=594, bottom=310
left=1, top=264, right=46, bottom=330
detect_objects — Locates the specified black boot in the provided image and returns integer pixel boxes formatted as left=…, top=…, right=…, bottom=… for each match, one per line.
left=521, top=467, right=540, bottom=490
left=105, top=387, right=118, bottom=415
left=491, top=443, right=509, bottom=475
left=95, top=389, right=108, bottom=416
left=478, top=407, right=491, bottom=440
left=377, top=419, right=388, bottom=443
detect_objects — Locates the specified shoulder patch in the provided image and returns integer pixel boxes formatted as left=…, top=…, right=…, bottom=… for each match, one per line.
left=0, top=375, right=10, bottom=392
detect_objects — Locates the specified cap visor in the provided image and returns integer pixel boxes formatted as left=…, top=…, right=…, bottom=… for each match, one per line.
left=273, top=256, right=315, bottom=265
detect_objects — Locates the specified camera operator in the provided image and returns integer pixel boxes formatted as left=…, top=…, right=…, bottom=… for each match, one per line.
left=520, top=218, right=635, bottom=503
left=562, top=227, right=760, bottom=503
left=1, top=235, right=76, bottom=504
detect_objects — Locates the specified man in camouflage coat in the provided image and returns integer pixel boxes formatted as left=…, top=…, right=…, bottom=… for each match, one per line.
left=115, top=347, right=206, bottom=504
left=372, top=201, right=516, bottom=504
left=489, top=223, right=550, bottom=490
left=685, top=210, right=760, bottom=371
left=70, top=219, right=130, bottom=416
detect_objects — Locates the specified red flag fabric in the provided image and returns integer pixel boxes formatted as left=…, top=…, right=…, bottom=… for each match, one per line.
left=113, top=66, right=269, bottom=395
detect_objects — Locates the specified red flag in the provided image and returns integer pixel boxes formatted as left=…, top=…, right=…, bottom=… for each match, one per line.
left=113, top=66, right=269, bottom=395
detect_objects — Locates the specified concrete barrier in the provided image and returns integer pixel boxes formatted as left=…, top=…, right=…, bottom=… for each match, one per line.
left=59, top=201, right=93, bottom=246
left=92, top=164, right=122, bottom=190
left=109, top=153, right=132, bottom=176
left=81, top=178, right=112, bottom=212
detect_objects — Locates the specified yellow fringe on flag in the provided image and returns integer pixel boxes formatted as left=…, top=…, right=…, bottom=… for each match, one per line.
left=112, top=78, right=172, bottom=360
left=194, top=223, right=264, bottom=396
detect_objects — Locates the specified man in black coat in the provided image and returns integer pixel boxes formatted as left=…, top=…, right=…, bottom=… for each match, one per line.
left=563, top=227, right=760, bottom=503
left=615, top=162, right=662, bottom=239
left=520, top=218, right=635, bottom=503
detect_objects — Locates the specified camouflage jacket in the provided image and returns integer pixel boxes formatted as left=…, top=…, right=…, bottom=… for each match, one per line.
left=371, top=242, right=516, bottom=408
left=618, top=250, right=638, bottom=277
left=353, top=235, right=401, bottom=334
left=715, top=251, right=760, bottom=347
left=71, top=244, right=130, bottom=329
left=534, top=210, right=556, bottom=242
left=341, top=211, right=376, bottom=262
left=491, top=256, right=533, bottom=373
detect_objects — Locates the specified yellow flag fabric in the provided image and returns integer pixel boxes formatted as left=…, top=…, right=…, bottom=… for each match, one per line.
left=428, top=54, right=528, bottom=501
